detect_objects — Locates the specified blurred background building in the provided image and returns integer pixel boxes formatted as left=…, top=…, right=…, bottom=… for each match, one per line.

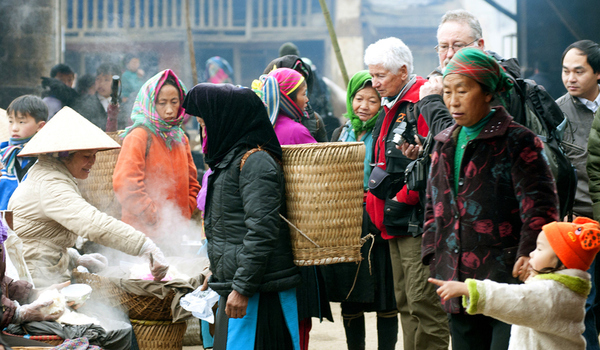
left=1, top=0, right=599, bottom=108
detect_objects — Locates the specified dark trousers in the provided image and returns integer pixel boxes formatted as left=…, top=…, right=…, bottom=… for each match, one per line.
left=449, top=313, right=511, bottom=350
left=341, top=302, right=398, bottom=350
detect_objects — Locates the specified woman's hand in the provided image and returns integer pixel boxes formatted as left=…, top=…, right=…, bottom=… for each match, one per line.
left=200, top=271, right=212, bottom=291
left=428, top=278, right=469, bottom=301
left=225, top=290, right=249, bottom=319
left=513, top=256, right=531, bottom=282
left=18, top=299, right=64, bottom=323
left=140, top=238, right=170, bottom=281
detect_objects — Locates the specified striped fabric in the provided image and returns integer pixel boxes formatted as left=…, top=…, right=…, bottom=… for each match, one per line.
left=121, top=69, right=188, bottom=150
left=262, top=68, right=307, bottom=125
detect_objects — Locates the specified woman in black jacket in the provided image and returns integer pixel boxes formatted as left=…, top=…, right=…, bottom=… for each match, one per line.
left=183, top=83, right=301, bottom=350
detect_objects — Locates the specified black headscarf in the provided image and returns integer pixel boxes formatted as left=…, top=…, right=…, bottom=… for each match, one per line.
left=182, top=83, right=282, bottom=168
left=263, top=55, right=314, bottom=95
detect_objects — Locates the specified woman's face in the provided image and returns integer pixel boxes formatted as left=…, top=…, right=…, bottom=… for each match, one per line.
left=442, top=74, right=492, bottom=127
left=64, top=150, right=98, bottom=179
left=352, top=86, right=381, bottom=122
left=156, top=84, right=181, bottom=121
left=293, top=83, right=309, bottom=112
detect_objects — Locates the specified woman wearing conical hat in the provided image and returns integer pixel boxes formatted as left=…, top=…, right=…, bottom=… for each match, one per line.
left=7, top=107, right=169, bottom=288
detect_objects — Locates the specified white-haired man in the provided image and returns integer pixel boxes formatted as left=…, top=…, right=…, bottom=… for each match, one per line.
left=364, top=37, right=449, bottom=350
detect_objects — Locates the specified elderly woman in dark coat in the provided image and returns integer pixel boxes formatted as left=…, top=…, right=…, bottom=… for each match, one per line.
left=182, top=83, right=301, bottom=350
left=422, top=47, right=559, bottom=350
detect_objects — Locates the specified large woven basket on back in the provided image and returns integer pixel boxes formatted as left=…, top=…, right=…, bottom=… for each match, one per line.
left=281, top=142, right=365, bottom=266
left=77, top=131, right=123, bottom=219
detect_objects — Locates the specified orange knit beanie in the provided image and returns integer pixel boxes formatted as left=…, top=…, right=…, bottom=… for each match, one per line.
left=542, top=217, right=600, bottom=271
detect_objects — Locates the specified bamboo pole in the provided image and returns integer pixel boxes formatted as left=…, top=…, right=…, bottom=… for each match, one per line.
left=185, top=0, right=198, bottom=86
left=317, top=0, right=348, bottom=87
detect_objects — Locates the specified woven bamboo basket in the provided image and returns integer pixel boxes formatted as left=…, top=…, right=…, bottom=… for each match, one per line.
left=72, top=270, right=175, bottom=321
left=281, top=142, right=365, bottom=266
left=2, top=331, right=64, bottom=346
left=130, top=319, right=187, bottom=350
left=77, top=131, right=123, bottom=219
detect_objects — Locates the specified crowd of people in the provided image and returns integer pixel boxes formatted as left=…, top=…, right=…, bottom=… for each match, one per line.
left=3, top=7, right=600, bottom=350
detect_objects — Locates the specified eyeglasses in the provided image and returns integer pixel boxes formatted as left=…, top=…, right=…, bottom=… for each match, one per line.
left=434, top=39, right=478, bottom=54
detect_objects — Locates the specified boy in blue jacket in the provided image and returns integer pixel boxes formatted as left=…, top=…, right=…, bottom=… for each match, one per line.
left=0, top=95, right=47, bottom=209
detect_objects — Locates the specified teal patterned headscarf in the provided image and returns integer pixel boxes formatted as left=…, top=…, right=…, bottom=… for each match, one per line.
left=344, top=70, right=382, bottom=134
left=121, top=69, right=188, bottom=150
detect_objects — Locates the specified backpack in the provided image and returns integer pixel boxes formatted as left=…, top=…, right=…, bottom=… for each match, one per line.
left=489, top=52, right=577, bottom=218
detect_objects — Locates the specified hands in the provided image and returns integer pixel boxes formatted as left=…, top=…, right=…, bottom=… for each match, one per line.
left=140, top=238, right=169, bottom=281
left=77, top=253, right=108, bottom=273
left=397, top=134, right=424, bottom=160
left=18, top=299, right=64, bottom=323
left=200, top=271, right=212, bottom=291
left=225, top=290, right=249, bottom=319
left=419, top=76, right=443, bottom=99
left=512, top=256, right=531, bottom=282
left=428, top=278, right=469, bottom=301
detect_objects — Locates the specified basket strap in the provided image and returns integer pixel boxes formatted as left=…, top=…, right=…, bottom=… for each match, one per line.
left=240, top=147, right=282, bottom=171
left=278, top=214, right=320, bottom=248
left=344, top=233, right=375, bottom=300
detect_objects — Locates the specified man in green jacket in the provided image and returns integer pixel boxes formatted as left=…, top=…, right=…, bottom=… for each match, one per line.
left=559, top=39, right=600, bottom=350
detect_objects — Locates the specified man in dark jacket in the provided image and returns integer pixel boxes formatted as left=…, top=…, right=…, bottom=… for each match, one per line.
left=72, top=63, right=121, bottom=131
left=364, top=37, right=449, bottom=350
left=558, top=39, right=600, bottom=349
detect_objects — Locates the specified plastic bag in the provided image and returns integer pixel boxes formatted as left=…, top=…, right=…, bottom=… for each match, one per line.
left=179, top=287, right=219, bottom=323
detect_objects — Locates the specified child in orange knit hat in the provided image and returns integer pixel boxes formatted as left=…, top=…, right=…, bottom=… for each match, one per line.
left=429, top=217, right=600, bottom=350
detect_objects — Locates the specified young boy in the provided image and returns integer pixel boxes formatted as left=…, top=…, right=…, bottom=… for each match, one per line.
left=72, top=63, right=121, bottom=131
left=0, top=95, right=47, bottom=209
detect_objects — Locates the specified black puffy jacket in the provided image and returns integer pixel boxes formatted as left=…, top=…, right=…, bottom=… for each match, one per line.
left=204, top=146, right=301, bottom=297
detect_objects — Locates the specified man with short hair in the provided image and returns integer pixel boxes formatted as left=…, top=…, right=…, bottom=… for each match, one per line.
left=558, top=39, right=600, bottom=350
left=72, top=63, right=121, bottom=131
left=364, top=37, right=449, bottom=350
left=416, top=10, right=486, bottom=139
left=42, top=63, right=76, bottom=118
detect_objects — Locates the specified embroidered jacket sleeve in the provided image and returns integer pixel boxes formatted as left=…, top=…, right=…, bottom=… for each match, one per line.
left=509, top=130, right=559, bottom=257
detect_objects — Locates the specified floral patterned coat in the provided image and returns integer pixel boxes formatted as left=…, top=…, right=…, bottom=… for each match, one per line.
left=422, top=106, right=559, bottom=313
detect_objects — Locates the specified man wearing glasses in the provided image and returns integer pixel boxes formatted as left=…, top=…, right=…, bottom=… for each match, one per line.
left=415, top=10, right=485, bottom=141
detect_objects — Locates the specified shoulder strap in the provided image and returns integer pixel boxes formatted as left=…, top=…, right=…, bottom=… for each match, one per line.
left=239, top=147, right=281, bottom=171
left=137, top=126, right=153, bottom=159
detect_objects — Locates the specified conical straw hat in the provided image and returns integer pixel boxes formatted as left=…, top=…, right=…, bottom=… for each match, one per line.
left=19, top=106, right=121, bottom=157
left=0, top=108, right=8, bottom=143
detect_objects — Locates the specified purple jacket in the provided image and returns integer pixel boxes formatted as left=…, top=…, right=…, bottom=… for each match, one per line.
left=274, top=115, right=317, bottom=145
left=422, top=107, right=559, bottom=313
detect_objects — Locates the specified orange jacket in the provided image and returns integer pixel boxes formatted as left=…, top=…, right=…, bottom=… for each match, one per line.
left=113, top=127, right=200, bottom=240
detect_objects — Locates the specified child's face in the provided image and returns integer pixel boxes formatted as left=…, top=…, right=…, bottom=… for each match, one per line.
left=155, top=84, right=181, bottom=122
left=294, top=82, right=309, bottom=112
left=127, top=58, right=140, bottom=72
left=8, top=111, right=45, bottom=140
left=529, top=231, right=560, bottom=272
left=95, top=74, right=113, bottom=98
left=56, top=73, right=75, bottom=88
